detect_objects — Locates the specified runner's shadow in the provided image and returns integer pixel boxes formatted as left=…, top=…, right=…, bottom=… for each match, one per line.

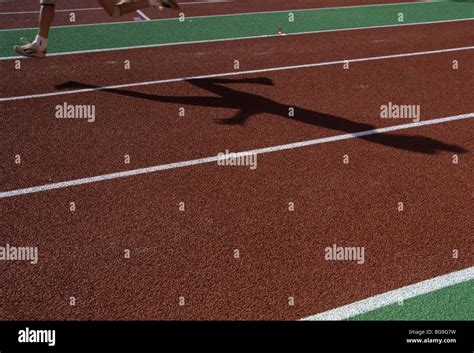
left=55, top=79, right=467, bottom=154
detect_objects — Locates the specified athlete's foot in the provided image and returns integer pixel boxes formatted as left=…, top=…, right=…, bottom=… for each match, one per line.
left=112, top=1, right=125, bottom=17
left=160, top=0, right=180, bottom=10
left=13, top=41, right=47, bottom=58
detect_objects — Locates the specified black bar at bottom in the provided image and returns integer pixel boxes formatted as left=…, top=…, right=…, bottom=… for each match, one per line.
left=0, top=321, right=472, bottom=353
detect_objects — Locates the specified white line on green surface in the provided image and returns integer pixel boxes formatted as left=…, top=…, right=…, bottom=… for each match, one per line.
left=301, top=267, right=474, bottom=320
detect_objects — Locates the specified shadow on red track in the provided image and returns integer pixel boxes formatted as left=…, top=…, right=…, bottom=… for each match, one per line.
left=55, top=79, right=468, bottom=155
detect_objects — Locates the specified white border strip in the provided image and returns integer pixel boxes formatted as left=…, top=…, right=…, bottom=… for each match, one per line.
left=1, top=45, right=474, bottom=102
left=301, top=267, right=474, bottom=320
left=0, top=113, right=472, bottom=199
left=1, top=17, right=473, bottom=62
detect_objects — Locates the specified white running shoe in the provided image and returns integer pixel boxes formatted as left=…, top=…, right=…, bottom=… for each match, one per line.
left=13, top=38, right=46, bottom=58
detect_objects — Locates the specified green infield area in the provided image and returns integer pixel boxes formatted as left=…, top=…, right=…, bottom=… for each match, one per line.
left=351, top=280, right=473, bottom=320
left=1, top=2, right=474, bottom=58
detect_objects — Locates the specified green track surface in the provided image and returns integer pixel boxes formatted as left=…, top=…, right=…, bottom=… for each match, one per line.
left=351, top=280, right=474, bottom=320
left=1, top=2, right=474, bottom=58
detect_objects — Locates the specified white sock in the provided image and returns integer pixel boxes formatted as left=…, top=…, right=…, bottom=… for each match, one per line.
left=148, top=0, right=158, bottom=6
left=33, top=35, right=48, bottom=49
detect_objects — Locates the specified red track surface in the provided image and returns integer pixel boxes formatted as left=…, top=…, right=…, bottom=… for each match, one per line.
left=0, top=2, right=473, bottom=320
left=0, top=0, right=419, bottom=28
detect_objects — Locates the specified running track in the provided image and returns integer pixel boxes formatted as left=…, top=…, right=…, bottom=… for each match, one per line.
left=0, top=0, right=420, bottom=28
left=0, top=0, right=472, bottom=320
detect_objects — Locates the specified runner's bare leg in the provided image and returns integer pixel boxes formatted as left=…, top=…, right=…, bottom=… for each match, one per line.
left=38, top=3, right=55, bottom=38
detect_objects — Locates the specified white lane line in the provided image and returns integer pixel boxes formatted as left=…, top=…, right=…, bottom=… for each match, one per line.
left=0, top=2, right=421, bottom=19
left=0, top=0, right=234, bottom=15
left=1, top=16, right=473, bottom=62
left=136, top=10, right=151, bottom=21
left=0, top=7, right=104, bottom=15
left=1, top=45, right=474, bottom=102
left=0, top=1, right=432, bottom=31
left=187, top=0, right=235, bottom=3
left=301, top=267, right=474, bottom=321
left=0, top=113, right=472, bottom=200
